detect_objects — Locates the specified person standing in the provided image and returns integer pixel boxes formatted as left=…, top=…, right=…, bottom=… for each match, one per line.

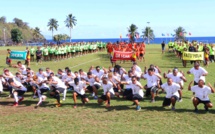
left=188, top=80, right=214, bottom=112
left=36, top=47, right=42, bottom=64
left=161, top=41, right=165, bottom=54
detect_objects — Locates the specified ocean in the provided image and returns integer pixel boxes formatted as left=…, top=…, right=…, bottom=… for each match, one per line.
left=46, top=36, right=215, bottom=44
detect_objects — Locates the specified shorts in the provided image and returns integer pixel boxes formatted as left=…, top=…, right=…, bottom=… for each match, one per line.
left=36, top=56, right=42, bottom=60
left=146, top=86, right=158, bottom=97
left=30, top=54, right=34, bottom=57
left=162, top=96, right=179, bottom=106
left=133, top=94, right=143, bottom=101
left=55, top=87, right=65, bottom=93
left=87, top=84, right=100, bottom=92
left=123, top=89, right=133, bottom=100
left=99, top=93, right=114, bottom=101
left=139, top=53, right=144, bottom=57
left=162, top=46, right=165, bottom=50
left=39, top=88, right=50, bottom=94
left=15, top=90, right=26, bottom=96
left=205, top=57, right=209, bottom=61
left=169, top=46, right=173, bottom=49
left=113, top=88, right=119, bottom=92
left=196, top=97, right=211, bottom=105
left=75, top=92, right=88, bottom=99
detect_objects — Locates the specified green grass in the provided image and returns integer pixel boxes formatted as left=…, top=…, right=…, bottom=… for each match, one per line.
left=0, top=45, right=215, bottom=134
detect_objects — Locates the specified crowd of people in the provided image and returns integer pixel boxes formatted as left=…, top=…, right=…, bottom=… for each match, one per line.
left=0, top=59, right=214, bottom=112
left=166, top=41, right=215, bottom=67
left=6, top=42, right=107, bottom=67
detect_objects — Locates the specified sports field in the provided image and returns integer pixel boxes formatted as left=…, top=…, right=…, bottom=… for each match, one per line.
left=0, top=45, right=215, bottom=134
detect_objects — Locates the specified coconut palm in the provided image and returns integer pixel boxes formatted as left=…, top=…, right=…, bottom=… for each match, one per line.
left=65, top=14, right=77, bottom=42
left=33, top=27, right=41, bottom=41
left=47, top=18, right=59, bottom=39
left=142, top=27, right=155, bottom=44
left=127, top=24, right=138, bottom=43
left=174, top=26, right=186, bottom=41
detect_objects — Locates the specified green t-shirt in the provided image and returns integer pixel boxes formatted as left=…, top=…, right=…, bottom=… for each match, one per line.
left=43, top=48, right=49, bottom=55
left=30, top=48, right=35, bottom=55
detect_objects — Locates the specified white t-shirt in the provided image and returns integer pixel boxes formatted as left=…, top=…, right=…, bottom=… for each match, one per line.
left=37, top=77, right=49, bottom=89
left=189, top=67, right=208, bottom=83
left=101, top=81, right=115, bottom=95
left=143, top=74, right=160, bottom=88
left=92, top=69, right=104, bottom=79
left=62, top=74, right=75, bottom=82
left=166, top=73, right=184, bottom=86
left=3, top=72, right=14, bottom=81
left=51, top=77, right=66, bottom=89
left=56, top=72, right=66, bottom=79
left=134, top=65, right=142, bottom=73
left=131, top=81, right=144, bottom=97
left=0, top=77, right=5, bottom=92
left=19, top=65, right=26, bottom=74
left=71, top=81, right=86, bottom=95
left=123, top=75, right=132, bottom=89
left=79, top=72, right=87, bottom=80
left=36, top=72, right=47, bottom=80
left=191, top=85, right=212, bottom=101
left=161, top=82, right=180, bottom=98
left=12, top=80, right=27, bottom=91
left=85, top=76, right=95, bottom=86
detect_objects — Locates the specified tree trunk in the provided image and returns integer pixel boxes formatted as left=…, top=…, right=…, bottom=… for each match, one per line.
left=70, top=27, right=72, bottom=42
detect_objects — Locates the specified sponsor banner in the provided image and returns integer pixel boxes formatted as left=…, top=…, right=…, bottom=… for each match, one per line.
left=182, top=52, right=204, bottom=61
left=112, top=51, right=132, bottom=60
left=10, top=51, right=27, bottom=60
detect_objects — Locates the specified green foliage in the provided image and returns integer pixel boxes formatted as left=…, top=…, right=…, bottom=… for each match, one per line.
left=33, top=27, right=43, bottom=41
left=0, top=16, right=45, bottom=42
left=142, top=27, right=155, bottom=44
left=65, top=13, right=77, bottom=42
left=53, top=34, right=69, bottom=44
left=0, top=16, right=6, bottom=24
left=128, top=24, right=138, bottom=43
left=10, top=28, right=23, bottom=43
left=47, top=18, right=59, bottom=38
left=174, top=26, right=186, bottom=41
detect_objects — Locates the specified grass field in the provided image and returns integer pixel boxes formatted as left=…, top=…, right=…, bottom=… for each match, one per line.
left=0, top=45, right=215, bottom=134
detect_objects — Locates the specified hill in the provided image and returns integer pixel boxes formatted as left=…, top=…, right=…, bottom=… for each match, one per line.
left=0, top=16, right=45, bottom=44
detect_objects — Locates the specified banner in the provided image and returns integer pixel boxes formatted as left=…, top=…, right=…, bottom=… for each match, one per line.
left=10, top=51, right=27, bottom=60
left=112, top=51, right=132, bottom=60
left=182, top=52, right=204, bottom=61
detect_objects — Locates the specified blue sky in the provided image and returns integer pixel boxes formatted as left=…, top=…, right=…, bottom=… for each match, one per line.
left=0, top=0, right=214, bottom=39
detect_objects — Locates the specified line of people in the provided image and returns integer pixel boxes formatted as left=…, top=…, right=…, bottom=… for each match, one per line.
left=0, top=61, right=214, bottom=112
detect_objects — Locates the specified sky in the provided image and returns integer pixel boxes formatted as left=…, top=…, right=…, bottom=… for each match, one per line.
left=0, top=0, right=214, bottom=39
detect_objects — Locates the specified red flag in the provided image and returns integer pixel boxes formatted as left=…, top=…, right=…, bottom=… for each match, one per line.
left=180, top=32, right=183, bottom=36
left=126, top=34, right=131, bottom=38
left=135, top=33, right=139, bottom=39
left=189, top=32, right=191, bottom=35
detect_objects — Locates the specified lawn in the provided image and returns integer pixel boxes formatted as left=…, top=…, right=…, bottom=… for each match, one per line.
left=0, top=45, right=215, bottom=134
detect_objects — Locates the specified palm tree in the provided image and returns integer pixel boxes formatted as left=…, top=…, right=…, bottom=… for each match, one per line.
left=65, top=14, right=77, bottom=42
left=174, top=26, right=186, bottom=41
left=33, top=27, right=41, bottom=41
left=47, top=18, right=59, bottom=39
left=127, top=24, right=138, bottom=43
left=142, top=27, right=155, bottom=44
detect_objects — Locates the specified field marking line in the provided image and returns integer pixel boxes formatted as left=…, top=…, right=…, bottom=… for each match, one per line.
left=70, top=58, right=100, bottom=68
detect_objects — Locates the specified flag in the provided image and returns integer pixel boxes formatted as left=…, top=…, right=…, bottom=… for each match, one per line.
left=189, top=32, right=191, bottom=36
left=162, top=33, right=165, bottom=36
left=179, top=32, right=183, bottom=36
left=135, top=32, right=140, bottom=39
left=126, top=34, right=131, bottom=38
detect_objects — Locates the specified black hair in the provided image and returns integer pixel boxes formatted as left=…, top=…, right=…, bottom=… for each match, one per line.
left=87, top=72, right=92, bottom=75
